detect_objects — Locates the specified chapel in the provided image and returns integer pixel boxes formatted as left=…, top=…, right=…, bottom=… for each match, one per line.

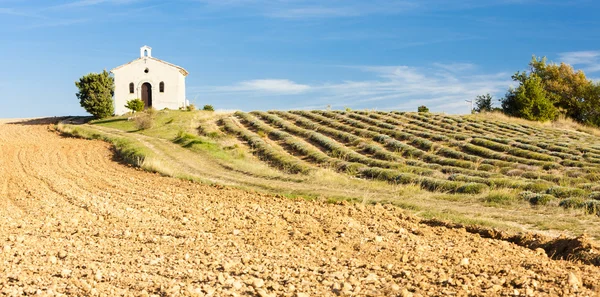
left=110, top=46, right=189, bottom=115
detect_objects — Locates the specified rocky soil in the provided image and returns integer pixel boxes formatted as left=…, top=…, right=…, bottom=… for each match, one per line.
left=0, top=119, right=599, bottom=296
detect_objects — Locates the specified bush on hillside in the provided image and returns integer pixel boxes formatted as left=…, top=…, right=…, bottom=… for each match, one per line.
left=203, top=104, right=215, bottom=111
left=75, top=70, right=114, bottom=119
left=125, top=98, right=144, bottom=113
left=187, top=104, right=196, bottom=111
left=417, top=105, right=429, bottom=113
left=474, top=94, right=493, bottom=113
left=134, top=109, right=157, bottom=130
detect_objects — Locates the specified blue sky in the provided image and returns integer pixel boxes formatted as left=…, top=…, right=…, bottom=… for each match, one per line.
left=1, top=0, right=600, bottom=117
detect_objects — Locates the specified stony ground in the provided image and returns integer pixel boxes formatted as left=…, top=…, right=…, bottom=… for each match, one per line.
left=1, top=119, right=599, bottom=297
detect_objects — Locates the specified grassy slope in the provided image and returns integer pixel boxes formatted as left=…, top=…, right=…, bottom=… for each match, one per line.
left=58, top=110, right=600, bottom=240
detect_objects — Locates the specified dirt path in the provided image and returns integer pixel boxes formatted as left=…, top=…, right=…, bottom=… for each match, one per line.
left=1, top=119, right=599, bottom=296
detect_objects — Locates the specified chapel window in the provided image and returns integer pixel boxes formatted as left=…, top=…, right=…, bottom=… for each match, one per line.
left=159, top=82, right=165, bottom=93
left=129, top=83, right=134, bottom=94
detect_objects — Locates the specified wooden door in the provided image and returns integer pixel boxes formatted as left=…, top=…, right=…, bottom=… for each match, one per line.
left=141, top=83, right=152, bottom=108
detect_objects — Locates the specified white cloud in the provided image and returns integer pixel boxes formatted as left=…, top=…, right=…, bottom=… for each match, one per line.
left=194, top=65, right=512, bottom=114
left=239, top=79, right=311, bottom=93
left=558, top=50, right=600, bottom=73
left=432, top=62, right=476, bottom=73
left=201, top=79, right=311, bottom=94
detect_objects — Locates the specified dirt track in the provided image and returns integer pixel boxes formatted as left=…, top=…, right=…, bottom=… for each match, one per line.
left=1, top=120, right=599, bottom=297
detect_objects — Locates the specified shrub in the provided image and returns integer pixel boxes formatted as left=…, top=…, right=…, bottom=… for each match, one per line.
left=520, top=191, right=553, bottom=205
left=203, top=104, right=215, bottom=111
left=457, top=183, right=488, bottom=194
left=484, top=191, right=515, bottom=205
left=524, top=182, right=553, bottom=193
left=134, top=113, right=154, bottom=130
left=125, top=98, right=144, bottom=113
left=559, top=198, right=586, bottom=209
left=588, top=192, right=600, bottom=200
left=417, top=105, right=429, bottom=113
left=584, top=200, right=600, bottom=215
left=75, top=70, right=114, bottom=119
left=187, top=104, right=196, bottom=111
left=477, top=164, right=495, bottom=172
left=546, top=186, right=586, bottom=198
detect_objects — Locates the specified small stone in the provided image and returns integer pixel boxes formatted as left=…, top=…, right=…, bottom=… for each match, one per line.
left=49, top=256, right=57, bottom=264
left=61, top=269, right=72, bottom=278
left=95, top=271, right=103, bottom=282
left=401, top=254, right=409, bottom=263
left=253, top=278, right=265, bottom=288
left=342, top=282, right=352, bottom=292
left=296, top=293, right=309, bottom=297
left=256, top=288, right=273, bottom=297
left=390, top=284, right=401, bottom=291
left=365, top=273, right=378, bottom=283
left=58, top=250, right=68, bottom=259
left=3, top=245, right=11, bottom=253
left=525, top=287, right=534, bottom=296
left=182, top=217, right=189, bottom=225
left=232, top=280, right=243, bottom=290
left=534, top=248, right=546, bottom=257
left=233, top=229, right=241, bottom=236
left=401, top=288, right=413, bottom=297
left=375, top=236, right=383, bottom=242
left=460, top=258, right=469, bottom=266
left=568, top=272, right=581, bottom=288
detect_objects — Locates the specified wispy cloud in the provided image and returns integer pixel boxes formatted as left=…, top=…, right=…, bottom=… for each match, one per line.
left=47, top=0, right=143, bottom=10
left=558, top=50, right=600, bottom=72
left=193, top=0, right=536, bottom=19
left=203, top=79, right=311, bottom=94
left=432, top=62, right=476, bottom=73
left=194, top=64, right=511, bottom=113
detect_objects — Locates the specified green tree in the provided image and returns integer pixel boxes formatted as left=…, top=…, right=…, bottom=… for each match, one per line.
left=75, top=70, right=114, bottom=119
left=528, top=56, right=591, bottom=120
left=417, top=105, right=429, bottom=113
left=203, top=104, right=215, bottom=111
left=503, top=74, right=557, bottom=121
left=125, top=98, right=144, bottom=113
left=474, top=93, right=493, bottom=113
left=578, top=82, right=600, bottom=126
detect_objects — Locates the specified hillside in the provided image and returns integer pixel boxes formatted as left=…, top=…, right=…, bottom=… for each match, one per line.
left=2, top=118, right=600, bottom=296
left=58, top=110, right=600, bottom=240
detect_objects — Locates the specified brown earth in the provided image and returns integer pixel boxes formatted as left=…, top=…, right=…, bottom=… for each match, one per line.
left=1, top=119, right=600, bottom=297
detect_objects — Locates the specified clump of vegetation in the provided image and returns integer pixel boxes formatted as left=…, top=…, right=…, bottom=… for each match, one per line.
left=75, top=70, right=114, bottom=119
left=125, top=98, right=144, bottom=113
left=134, top=109, right=157, bottom=130
left=545, top=186, right=586, bottom=198
left=500, top=55, right=600, bottom=126
left=417, top=105, right=429, bottom=113
left=457, top=183, right=488, bottom=194
left=203, top=104, right=215, bottom=111
left=474, top=94, right=493, bottom=113
left=187, top=104, right=196, bottom=111
left=519, top=191, right=553, bottom=205
left=483, top=190, right=515, bottom=205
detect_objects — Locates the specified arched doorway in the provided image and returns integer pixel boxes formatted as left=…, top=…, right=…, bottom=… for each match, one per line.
left=141, top=82, right=152, bottom=108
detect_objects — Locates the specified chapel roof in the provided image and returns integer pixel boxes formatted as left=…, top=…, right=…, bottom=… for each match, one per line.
left=110, top=46, right=189, bottom=76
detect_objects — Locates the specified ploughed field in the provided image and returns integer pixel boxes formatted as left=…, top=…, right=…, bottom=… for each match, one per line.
left=225, top=110, right=600, bottom=213
left=3, top=121, right=600, bottom=296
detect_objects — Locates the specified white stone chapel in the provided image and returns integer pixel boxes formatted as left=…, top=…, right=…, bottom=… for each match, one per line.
left=110, top=46, right=189, bottom=115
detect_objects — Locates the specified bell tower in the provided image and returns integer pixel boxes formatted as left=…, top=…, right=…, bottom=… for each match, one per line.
left=140, top=45, right=152, bottom=58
